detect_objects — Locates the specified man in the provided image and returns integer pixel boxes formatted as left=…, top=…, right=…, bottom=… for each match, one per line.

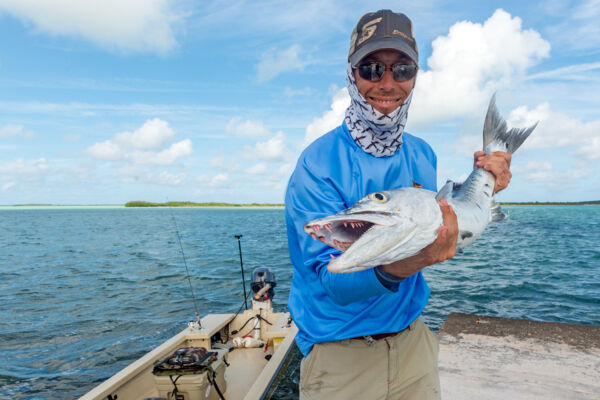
left=284, top=10, right=512, bottom=400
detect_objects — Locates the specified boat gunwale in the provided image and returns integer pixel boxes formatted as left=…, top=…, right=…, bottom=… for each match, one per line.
left=79, top=312, right=297, bottom=400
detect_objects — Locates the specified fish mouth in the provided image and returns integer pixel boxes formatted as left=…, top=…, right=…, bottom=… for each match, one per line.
left=304, top=212, right=392, bottom=252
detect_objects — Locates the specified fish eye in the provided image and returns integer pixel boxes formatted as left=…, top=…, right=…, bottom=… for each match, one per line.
left=368, top=192, right=388, bottom=203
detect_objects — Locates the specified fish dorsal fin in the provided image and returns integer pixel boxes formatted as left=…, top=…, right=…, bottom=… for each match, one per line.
left=490, top=197, right=506, bottom=222
left=435, top=180, right=458, bottom=201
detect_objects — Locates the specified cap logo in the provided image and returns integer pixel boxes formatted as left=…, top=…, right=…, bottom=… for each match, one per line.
left=357, top=17, right=382, bottom=47
left=392, top=29, right=414, bottom=42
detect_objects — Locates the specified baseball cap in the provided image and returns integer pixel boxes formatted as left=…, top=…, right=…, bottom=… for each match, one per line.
left=348, top=10, right=419, bottom=66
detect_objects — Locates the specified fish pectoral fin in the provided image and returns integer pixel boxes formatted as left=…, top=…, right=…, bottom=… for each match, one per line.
left=489, top=197, right=506, bottom=222
left=435, top=180, right=456, bottom=201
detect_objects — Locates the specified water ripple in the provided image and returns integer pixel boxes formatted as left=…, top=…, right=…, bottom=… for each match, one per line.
left=1, top=206, right=598, bottom=399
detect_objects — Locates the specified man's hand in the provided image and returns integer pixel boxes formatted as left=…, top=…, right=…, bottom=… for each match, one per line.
left=380, top=199, right=458, bottom=278
left=474, top=151, right=512, bottom=193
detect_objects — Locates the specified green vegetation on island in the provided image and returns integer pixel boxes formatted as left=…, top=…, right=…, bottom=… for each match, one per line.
left=124, top=201, right=284, bottom=207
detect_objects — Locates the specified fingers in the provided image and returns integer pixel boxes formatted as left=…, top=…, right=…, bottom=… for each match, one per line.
left=474, top=151, right=512, bottom=193
left=417, top=199, right=457, bottom=265
left=473, top=151, right=485, bottom=168
left=438, top=199, right=458, bottom=259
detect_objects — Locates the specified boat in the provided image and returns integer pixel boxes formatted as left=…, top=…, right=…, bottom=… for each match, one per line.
left=79, top=267, right=298, bottom=400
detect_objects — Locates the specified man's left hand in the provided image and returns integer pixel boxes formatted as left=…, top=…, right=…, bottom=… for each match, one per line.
left=474, top=151, right=512, bottom=193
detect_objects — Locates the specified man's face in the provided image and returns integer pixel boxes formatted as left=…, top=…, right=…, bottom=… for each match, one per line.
left=353, top=49, right=416, bottom=115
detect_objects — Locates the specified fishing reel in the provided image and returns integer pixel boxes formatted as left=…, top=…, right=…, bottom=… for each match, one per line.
left=251, top=267, right=276, bottom=301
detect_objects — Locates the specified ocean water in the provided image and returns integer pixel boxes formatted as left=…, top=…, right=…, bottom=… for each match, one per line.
left=0, top=206, right=599, bottom=399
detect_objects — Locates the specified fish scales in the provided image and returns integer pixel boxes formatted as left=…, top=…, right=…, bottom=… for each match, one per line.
left=304, top=94, right=538, bottom=273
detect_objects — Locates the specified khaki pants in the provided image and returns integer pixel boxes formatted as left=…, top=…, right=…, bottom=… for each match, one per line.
left=299, top=318, right=440, bottom=400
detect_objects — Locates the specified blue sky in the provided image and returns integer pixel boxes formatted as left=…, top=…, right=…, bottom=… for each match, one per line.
left=1, top=0, right=599, bottom=204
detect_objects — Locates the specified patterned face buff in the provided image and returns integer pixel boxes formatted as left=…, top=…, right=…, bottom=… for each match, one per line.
left=344, top=63, right=413, bottom=157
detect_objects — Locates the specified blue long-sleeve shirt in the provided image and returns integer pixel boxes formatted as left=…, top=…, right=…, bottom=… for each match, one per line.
left=285, top=121, right=438, bottom=356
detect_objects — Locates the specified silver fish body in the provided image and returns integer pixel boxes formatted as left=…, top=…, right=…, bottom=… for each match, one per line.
left=304, top=94, right=537, bottom=273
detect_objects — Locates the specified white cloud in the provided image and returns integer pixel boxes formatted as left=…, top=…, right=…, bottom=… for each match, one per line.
left=0, top=158, right=49, bottom=181
left=225, top=117, right=270, bottom=138
left=0, top=0, right=180, bottom=54
left=506, top=102, right=600, bottom=159
left=256, top=45, right=307, bottom=82
left=129, top=139, right=192, bottom=165
left=513, top=161, right=592, bottom=186
left=86, top=140, right=124, bottom=160
left=303, top=87, right=350, bottom=147
left=452, top=100, right=600, bottom=160
left=271, top=162, right=293, bottom=182
left=209, top=156, right=241, bottom=173
left=85, top=118, right=191, bottom=165
left=575, top=136, right=600, bottom=161
left=154, top=170, right=185, bottom=185
left=197, top=173, right=229, bottom=188
left=247, top=163, right=268, bottom=174
left=0, top=124, right=23, bottom=138
left=114, top=118, right=174, bottom=149
left=410, top=9, right=550, bottom=126
left=250, top=132, right=286, bottom=162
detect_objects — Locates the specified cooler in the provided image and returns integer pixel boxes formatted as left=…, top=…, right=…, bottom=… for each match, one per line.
left=153, top=348, right=227, bottom=400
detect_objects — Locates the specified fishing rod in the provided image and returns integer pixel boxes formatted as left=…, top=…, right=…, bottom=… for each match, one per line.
left=234, top=234, right=249, bottom=310
left=168, top=206, right=202, bottom=328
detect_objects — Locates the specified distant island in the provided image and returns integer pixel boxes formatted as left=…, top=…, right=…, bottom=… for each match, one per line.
left=124, top=201, right=284, bottom=207
left=500, top=200, right=600, bottom=206
left=3, top=200, right=598, bottom=208
left=123, top=200, right=600, bottom=208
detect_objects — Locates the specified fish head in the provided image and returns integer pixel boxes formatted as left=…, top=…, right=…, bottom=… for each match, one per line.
left=304, top=190, right=400, bottom=250
left=304, top=188, right=435, bottom=272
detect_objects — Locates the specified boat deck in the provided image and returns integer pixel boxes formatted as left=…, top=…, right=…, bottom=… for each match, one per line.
left=224, top=347, right=272, bottom=399
left=79, top=309, right=297, bottom=400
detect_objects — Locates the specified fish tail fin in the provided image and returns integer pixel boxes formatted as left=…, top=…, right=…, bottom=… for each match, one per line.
left=490, top=197, right=506, bottom=222
left=483, top=93, right=537, bottom=154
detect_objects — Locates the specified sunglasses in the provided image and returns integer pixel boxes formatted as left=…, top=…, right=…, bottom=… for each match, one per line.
left=356, top=62, right=417, bottom=82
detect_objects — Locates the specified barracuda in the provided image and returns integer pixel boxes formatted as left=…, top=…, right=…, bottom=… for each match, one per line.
left=304, top=94, right=537, bottom=273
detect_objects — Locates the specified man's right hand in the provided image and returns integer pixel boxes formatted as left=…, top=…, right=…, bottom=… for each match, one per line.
left=380, top=199, right=458, bottom=278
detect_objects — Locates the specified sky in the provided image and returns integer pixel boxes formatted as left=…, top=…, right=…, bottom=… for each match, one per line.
left=0, top=0, right=599, bottom=205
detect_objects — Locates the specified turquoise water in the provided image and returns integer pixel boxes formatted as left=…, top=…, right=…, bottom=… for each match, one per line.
left=1, top=206, right=599, bottom=399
